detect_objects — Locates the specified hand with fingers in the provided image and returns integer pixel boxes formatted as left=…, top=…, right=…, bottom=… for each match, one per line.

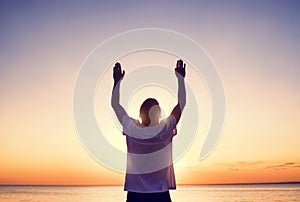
left=113, top=62, right=125, bottom=83
left=175, top=59, right=186, bottom=78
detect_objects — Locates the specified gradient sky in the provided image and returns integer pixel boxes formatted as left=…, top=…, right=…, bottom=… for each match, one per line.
left=0, top=0, right=300, bottom=185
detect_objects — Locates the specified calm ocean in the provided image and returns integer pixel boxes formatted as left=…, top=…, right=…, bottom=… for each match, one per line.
left=0, top=184, right=299, bottom=202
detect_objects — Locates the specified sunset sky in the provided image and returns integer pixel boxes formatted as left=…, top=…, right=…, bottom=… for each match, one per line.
left=0, top=0, right=299, bottom=185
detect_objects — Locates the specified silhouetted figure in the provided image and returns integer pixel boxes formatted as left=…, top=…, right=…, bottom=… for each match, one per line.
left=111, top=60, right=186, bottom=202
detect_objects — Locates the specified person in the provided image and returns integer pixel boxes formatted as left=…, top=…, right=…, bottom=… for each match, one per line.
left=111, top=59, right=186, bottom=202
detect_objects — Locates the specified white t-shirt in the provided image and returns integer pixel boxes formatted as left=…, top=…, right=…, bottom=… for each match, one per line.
left=122, top=115, right=177, bottom=193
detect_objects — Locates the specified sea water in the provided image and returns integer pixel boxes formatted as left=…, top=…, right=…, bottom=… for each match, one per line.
left=0, top=184, right=299, bottom=202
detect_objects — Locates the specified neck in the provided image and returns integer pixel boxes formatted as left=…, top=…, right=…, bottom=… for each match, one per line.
left=142, top=120, right=159, bottom=127
left=148, top=120, right=159, bottom=126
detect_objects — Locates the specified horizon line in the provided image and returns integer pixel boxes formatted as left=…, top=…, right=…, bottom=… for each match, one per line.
left=1, top=181, right=299, bottom=187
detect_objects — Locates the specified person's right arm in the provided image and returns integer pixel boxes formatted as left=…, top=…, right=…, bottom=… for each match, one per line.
left=171, top=59, right=186, bottom=124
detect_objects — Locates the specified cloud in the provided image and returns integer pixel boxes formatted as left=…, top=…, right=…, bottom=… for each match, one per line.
left=235, top=161, right=264, bottom=166
left=214, top=161, right=264, bottom=171
left=265, top=162, right=300, bottom=170
left=214, top=161, right=264, bottom=167
left=214, top=161, right=300, bottom=171
left=228, top=168, right=240, bottom=171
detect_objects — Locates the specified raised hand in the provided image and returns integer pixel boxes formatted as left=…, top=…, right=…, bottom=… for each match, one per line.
left=175, top=59, right=186, bottom=78
left=113, top=62, right=125, bottom=82
left=111, top=62, right=128, bottom=123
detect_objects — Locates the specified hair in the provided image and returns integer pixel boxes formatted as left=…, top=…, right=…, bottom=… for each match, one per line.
left=139, top=98, right=160, bottom=126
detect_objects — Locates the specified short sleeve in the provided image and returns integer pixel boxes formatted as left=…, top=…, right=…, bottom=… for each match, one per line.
left=122, top=115, right=131, bottom=128
left=122, top=115, right=141, bottom=137
left=164, top=115, right=177, bottom=131
left=122, top=115, right=134, bottom=136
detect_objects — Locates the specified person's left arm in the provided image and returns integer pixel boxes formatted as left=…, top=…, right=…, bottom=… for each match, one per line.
left=111, top=62, right=128, bottom=124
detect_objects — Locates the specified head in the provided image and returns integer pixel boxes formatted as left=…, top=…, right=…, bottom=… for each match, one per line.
left=139, top=98, right=161, bottom=126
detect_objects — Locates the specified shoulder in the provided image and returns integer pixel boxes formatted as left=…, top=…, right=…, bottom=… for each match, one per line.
left=122, top=115, right=142, bottom=137
left=122, top=115, right=139, bottom=128
left=161, top=115, right=176, bottom=129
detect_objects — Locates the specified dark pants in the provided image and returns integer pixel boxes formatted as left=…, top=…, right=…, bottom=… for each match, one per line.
left=126, top=191, right=172, bottom=202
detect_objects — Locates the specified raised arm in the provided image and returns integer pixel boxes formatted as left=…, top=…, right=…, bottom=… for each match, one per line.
left=171, top=59, right=186, bottom=124
left=111, top=62, right=127, bottom=124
